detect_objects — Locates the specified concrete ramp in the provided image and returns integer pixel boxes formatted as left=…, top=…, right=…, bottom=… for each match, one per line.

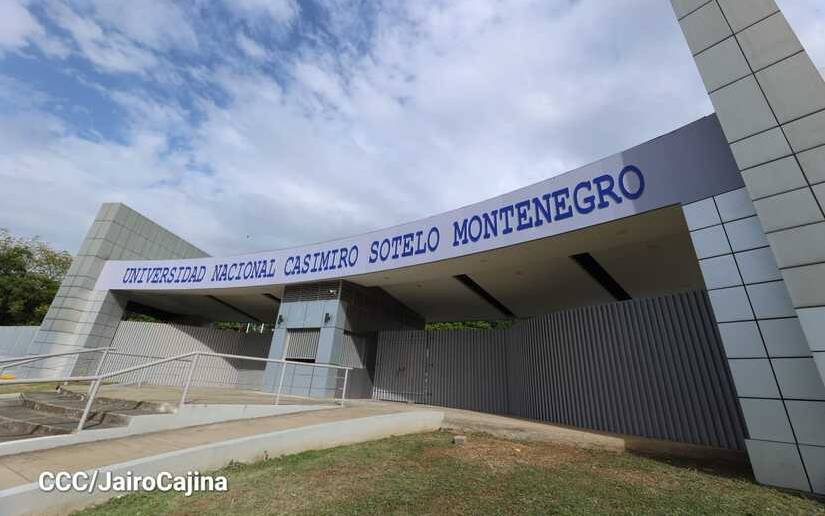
left=0, top=405, right=443, bottom=515
left=0, top=388, right=335, bottom=458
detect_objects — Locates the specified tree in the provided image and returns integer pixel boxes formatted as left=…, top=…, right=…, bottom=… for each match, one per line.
left=425, top=320, right=514, bottom=331
left=0, top=229, right=72, bottom=326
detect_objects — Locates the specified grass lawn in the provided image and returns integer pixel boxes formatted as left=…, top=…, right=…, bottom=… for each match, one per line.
left=0, top=382, right=74, bottom=395
left=77, top=431, right=824, bottom=516
left=0, top=380, right=96, bottom=395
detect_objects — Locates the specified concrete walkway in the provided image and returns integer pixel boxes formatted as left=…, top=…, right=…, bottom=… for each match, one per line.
left=0, top=403, right=404, bottom=491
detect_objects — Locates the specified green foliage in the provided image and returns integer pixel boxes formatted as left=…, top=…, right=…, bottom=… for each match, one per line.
left=214, top=321, right=247, bottom=331
left=213, top=321, right=272, bottom=333
left=0, top=228, right=72, bottom=326
left=426, top=319, right=514, bottom=331
left=123, top=312, right=159, bottom=323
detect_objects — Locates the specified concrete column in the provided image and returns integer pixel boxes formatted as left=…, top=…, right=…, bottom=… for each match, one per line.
left=683, top=189, right=824, bottom=493
left=263, top=281, right=423, bottom=398
left=673, top=0, right=825, bottom=493
left=28, top=203, right=208, bottom=378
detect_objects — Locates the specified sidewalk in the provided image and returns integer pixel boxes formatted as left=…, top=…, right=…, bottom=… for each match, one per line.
left=0, top=403, right=404, bottom=491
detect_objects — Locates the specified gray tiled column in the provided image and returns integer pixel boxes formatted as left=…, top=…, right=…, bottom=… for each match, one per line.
left=673, top=0, right=825, bottom=493
left=28, top=203, right=208, bottom=378
left=683, top=189, right=825, bottom=493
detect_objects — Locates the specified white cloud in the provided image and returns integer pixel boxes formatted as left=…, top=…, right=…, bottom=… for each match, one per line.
left=83, top=0, right=199, bottom=52
left=0, top=0, right=70, bottom=57
left=236, top=33, right=268, bottom=60
left=5, top=0, right=825, bottom=258
left=108, top=90, right=189, bottom=134
left=225, top=0, right=298, bottom=25
left=46, top=0, right=159, bottom=74
left=159, top=0, right=713, bottom=254
left=0, top=0, right=43, bottom=52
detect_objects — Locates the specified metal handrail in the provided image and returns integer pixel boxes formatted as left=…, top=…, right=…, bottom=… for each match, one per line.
left=0, top=350, right=352, bottom=433
left=0, top=347, right=114, bottom=377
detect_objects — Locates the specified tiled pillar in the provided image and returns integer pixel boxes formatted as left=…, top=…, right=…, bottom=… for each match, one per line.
left=263, top=284, right=343, bottom=396
left=264, top=282, right=424, bottom=398
left=673, top=0, right=825, bottom=493
left=684, top=189, right=824, bottom=493
left=28, top=203, right=208, bottom=377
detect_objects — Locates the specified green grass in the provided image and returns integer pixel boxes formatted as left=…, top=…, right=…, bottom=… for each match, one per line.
left=0, top=381, right=95, bottom=395
left=0, top=382, right=68, bottom=395
left=77, top=431, right=824, bottom=516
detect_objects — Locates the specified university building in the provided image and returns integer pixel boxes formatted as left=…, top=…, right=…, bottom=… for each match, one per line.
left=17, top=1, right=825, bottom=494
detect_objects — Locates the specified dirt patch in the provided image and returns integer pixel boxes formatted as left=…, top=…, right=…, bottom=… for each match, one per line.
left=423, top=433, right=588, bottom=473
left=588, top=465, right=681, bottom=490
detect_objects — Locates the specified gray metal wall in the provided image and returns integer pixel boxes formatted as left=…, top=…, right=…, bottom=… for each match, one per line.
left=0, top=327, right=40, bottom=379
left=429, top=329, right=509, bottom=415
left=98, top=321, right=271, bottom=390
left=374, top=290, right=746, bottom=450
left=374, top=330, right=429, bottom=403
left=0, top=326, right=38, bottom=359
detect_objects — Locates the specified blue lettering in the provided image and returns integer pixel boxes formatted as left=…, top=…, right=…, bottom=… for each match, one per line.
left=515, top=200, right=533, bottom=230
left=453, top=219, right=469, bottom=246
left=619, top=165, right=644, bottom=199
left=499, top=205, right=515, bottom=234
left=593, top=174, right=622, bottom=208
left=369, top=241, right=379, bottom=263
left=573, top=181, right=595, bottom=214
left=552, top=188, right=573, bottom=220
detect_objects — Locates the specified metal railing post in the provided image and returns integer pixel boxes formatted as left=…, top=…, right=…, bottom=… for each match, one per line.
left=138, top=365, right=149, bottom=388
left=340, top=369, right=349, bottom=407
left=307, top=366, right=315, bottom=400
left=93, top=347, right=111, bottom=377
left=274, top=362, right=287, bottom=405
left=178, top=354, right=200, bottom=409
left=75, top=379, right=101, bottom=432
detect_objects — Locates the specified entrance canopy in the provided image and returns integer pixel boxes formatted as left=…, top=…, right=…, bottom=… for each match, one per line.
left=100, top=114, right=743, bottom=322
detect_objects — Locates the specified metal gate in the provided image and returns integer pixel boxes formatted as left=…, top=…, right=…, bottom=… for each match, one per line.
left=373, top=327, right=508, bottom=412
left=372, top=290, right=746, bottom=450
left=373, top=330, right=429, bottom=403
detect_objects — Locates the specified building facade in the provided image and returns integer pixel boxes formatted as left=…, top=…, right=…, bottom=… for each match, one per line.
left=9, top=0, right=825, bottom=494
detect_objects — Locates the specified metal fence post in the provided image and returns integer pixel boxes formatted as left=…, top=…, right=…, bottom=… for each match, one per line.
left=307, top=366, right=315, bottom=400
left=274, top=362, right=287, bottom=405
left=178, top=354, right=200, bottom=409
left=138, top=365, right=149, bottom=388
left=340, top=369, right=349, bottom=407
left=75, top=379, right=102, bottom=432
left=93, top=348, right=111, bottom=377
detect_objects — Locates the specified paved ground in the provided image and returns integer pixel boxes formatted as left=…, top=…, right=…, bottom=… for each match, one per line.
left=0, top=403, right=403, bottom=490
left=350, top=400, right=746, bottom=462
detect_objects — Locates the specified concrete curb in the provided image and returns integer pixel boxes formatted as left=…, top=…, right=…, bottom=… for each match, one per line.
left=0, top=409, right=445, bottom=516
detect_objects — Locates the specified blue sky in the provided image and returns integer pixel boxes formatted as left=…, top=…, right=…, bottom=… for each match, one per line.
left=1, top=0, right=824, bottom=256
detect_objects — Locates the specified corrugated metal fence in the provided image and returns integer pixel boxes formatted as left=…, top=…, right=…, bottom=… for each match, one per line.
left=429, top=329, right=509, bottom=415
left=373, top=330, right=429, bottom=403
left=374, top=290, right=745, bottom=450
left=98, top=321, right=272, bottom=390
